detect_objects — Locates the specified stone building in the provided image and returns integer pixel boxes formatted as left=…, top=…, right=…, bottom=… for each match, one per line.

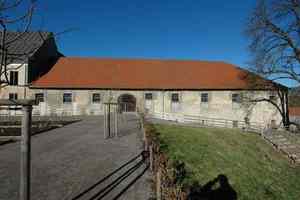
left=29, top=57, right=281, bottom=127
left=290, top=107, right=300, bottom=125
left=0, top=31, right=283, bottom=127
left=0, top=31, right=61, bottom=115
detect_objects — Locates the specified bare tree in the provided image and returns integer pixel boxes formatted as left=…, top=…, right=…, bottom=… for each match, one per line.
left=246, top=0, right=300, bottom=84
left=239, top=76, right=290, bottom=129
left=0, top=0, right=36, bottom=86
left=244, top=0, right=300, bottom=129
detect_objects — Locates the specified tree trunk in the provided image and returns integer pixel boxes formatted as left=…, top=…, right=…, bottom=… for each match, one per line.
left=284, top=91, right=290, bottom=130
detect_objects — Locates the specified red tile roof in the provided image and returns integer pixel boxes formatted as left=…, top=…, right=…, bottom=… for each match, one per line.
left=290, top=107, right=300, bottom=116
left=31, top=57, right=264, bottom=90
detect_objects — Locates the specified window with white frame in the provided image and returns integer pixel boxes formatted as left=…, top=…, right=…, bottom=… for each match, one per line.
left=9, top=93, right=18, bottom=100
left=63, top=93, right=72, bottom=104
left=201, top=93, right=209, bottom=103
left=144, top=93, right=153, bottom=112
left=9, top=71, right=18, bottom=85
left=171, top=93, right=180, bottom=112
left=233, top=120, right=238, bottom=128
left=232, top=93, right=241, bottom=103
left=145, top=93, right=153, bottom=100
left=35, top=93, right=44, bottom=104
left=171, top=93, right=179, bottom=102
left=244, top=117, right=250, bottom=125
left=92, top=93, right=101, bottom=103
left=269, top=95, right=276, bottom=101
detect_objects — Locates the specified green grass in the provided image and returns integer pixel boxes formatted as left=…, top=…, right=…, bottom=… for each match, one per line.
left=152, top=124, right=300, bottom=200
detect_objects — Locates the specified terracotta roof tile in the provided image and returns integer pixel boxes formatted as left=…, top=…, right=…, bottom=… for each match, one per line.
left=290, top=107, right=300, bottom=116
left=31, top=57, right=260, bottom=90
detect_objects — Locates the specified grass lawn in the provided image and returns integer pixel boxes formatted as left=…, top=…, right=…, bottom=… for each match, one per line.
left=151, top=124, right=300, bottom=200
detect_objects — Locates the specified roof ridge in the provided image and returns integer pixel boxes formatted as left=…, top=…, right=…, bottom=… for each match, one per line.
left=4, top=30, right=52, bottom=33
left=59, top=56, right=233, bottom=64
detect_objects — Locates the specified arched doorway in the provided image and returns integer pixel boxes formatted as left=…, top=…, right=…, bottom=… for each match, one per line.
left=118, top=94, right=136, bottom=112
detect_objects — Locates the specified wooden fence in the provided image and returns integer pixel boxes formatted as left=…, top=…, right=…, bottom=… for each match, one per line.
left=148, top=112, right=265, bottom=134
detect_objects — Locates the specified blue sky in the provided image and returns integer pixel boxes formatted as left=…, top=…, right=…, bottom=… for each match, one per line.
left=20, top=0, right=298, bottom=87
left=33, top=1, right=254, bottom=64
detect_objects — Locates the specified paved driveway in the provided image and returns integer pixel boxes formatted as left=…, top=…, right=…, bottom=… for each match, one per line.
left=0, top=114, right=151, bottom=200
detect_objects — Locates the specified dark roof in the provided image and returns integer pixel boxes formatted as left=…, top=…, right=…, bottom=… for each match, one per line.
left=0, top=31, right=52, bottom=63
left=31, top=57, right=273, bottom=90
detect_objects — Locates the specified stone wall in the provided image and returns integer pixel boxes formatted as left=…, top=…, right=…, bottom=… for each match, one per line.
left=1, top=88, right=281, bottom=127
left=25, top=89, right=281, bottom=126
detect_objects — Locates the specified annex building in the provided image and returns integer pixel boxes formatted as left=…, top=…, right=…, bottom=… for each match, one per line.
left=0, top=31, right=282, bottom=128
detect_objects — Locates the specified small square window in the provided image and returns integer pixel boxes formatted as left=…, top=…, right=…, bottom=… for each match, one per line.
left=145, top=93, right=153, bottom=100
left=35, top=93, right=44, bottom=104
left=201, top=93, right=208, bottom=103
left=92, top=93, right=101, bottom=103
left=270, top=120, right=277, bottom=129
left=9, top=93, right=18, bottom=100
left=9, top=71, right=18, bottom=85
left=269, top=95, right=276, bottom=101
left=171, top=93, right=179, bottom=102
left=244, top=117, right=250, bottom=125
left=233, top=120, right=238, bottom=128
left=63, top=93, right=72, bottom=104
left=232, top=93, right=241, bottom=103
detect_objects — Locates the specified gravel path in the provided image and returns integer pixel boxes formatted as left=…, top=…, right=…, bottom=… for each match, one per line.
left=0, top=113, right=152, bottom=200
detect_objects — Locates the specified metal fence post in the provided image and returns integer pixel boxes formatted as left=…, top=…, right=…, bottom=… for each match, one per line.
left=20, top=105, right=32, bottom=200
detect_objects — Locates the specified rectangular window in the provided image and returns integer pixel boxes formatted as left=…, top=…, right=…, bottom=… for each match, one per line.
left=269, top=95, right=276, bottom=101
left=9, top=93, right=18, bottom=100
left=244, top=117, right=250, bottom=125
left=92, top=93, right=101, bottom=103
left=171, top=93, right=179, bottom=102
left=271, top=120, right=277, bottom=129
left=35, top=93, right=44, bottom=104
left=63, top=93, right=72, bottom=104
left=145, top=93, right=153, bottom=100
left=232, top=93, right=241, bottom=103
left=201, top=93, right=209, bottom=103
left=233, top=120, right=238, bottom=128
left=9, top=71, right=18, bottom=85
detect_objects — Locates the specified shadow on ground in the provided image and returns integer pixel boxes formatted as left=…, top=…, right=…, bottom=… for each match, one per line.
left=71, top=151, right=149, bottom=200
left=187, top=174, right=237, bottom=200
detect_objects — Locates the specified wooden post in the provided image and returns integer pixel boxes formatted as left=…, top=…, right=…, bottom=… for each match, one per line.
left=104, top=104, right=106, bottom=138
left=141, top=116, right=148, bottom=151
left=156, top=169, right=162, bottom=200
left=114, top=105, right=118, bottom=137
left=20, top=105, right=32, bottom=200
left=150, top=145, right=154, bottom=172
left=104, top=104, right=108, bottom=139
left=110, top=106, right=114, bottom=138
left=261, top=127, right=264, bottom=136
left=108, top=103, right=111, bottom=137
left=104, top=102, right=119, bottom=138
